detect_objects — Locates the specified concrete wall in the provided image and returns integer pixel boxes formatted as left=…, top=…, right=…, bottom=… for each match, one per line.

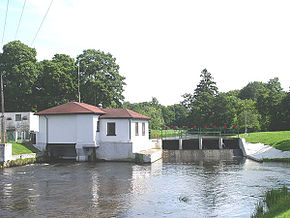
left=0, top=143, right=12, bottom=162
left=96, top=142, right=134, bottom=161
left=99, top=119, right=130, bottom=142
left=164, top=149, right=243, bottom=162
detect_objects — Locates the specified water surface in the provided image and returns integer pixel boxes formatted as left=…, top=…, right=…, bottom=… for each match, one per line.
left=1, top=159, right=290, bottom=217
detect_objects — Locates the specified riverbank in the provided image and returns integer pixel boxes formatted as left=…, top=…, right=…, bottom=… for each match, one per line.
left=252, top=186, right=290, bottom=218
left=241, top=131, right=290, bottom=162
left=0, top=157, right=37, bottom=168
left=244, top=142, right=290, bottom=162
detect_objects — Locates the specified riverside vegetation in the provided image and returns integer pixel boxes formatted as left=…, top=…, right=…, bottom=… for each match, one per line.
left=252, top=186, right=290, bottom=218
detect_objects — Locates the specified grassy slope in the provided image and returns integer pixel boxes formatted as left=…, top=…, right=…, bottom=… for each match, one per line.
left=243, top=131, right=290, bottom=151
left=11, top=141, right=36, bottom=155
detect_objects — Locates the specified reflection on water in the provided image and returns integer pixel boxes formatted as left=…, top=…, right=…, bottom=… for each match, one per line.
left=1, top=159, right=290, bottom=217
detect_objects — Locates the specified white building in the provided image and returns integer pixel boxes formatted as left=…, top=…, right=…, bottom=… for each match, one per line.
left=1, top=112, right=39, bottom=141
left=35, top=102, right=155, bottom=161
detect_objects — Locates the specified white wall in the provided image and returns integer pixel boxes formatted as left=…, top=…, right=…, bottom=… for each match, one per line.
left=76, top=114, right=99, bottom=148
left=29, top=112, right=39, bottom=132
left=99, top=119, right=130, bottom=142
left=36, top=114, right=100, bottom=151
left=48, top=115, right=77, bottom=143
left=130, top=120, right=152, bottom=152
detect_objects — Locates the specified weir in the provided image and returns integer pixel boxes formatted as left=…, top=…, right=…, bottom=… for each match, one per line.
left=162, top=136, right=245, bottom=161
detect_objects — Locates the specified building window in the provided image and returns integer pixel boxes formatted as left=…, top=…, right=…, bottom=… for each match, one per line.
left=135, top=122, right=139, bottom=136
left=107, top=122, right=116, bottom=136
left=15, top=114, right=21, bottom=121
left=96, top=121, right=100, bottom=132
left=22, top=116, right=28, bottom=120
left=142, top=122, right=145, bottom=136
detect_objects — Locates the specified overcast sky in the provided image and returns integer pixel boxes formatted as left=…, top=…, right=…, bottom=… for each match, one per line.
left=1, top=0, right=289, bottom=105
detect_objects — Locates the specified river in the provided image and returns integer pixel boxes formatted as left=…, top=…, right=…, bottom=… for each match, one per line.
left=1, top=158, right=290, bottom=217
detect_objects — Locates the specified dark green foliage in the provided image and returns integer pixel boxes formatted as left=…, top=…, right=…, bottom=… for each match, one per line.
left=0, top=41, right=126, bottom=111
left=0, top=41, right=38, bottom=111
left=123, top=97, right=165, bottom=129
left=238, top=81, right=266, bottom=101
left=35, top=54, right=78, bottom=110
left=76, top=49, right=126, bottom=107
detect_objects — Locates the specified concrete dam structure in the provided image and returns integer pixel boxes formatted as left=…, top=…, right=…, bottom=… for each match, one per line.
left=162, top=137, right=245, bottom=162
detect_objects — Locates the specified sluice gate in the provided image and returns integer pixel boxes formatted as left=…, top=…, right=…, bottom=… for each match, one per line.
left=162, top=137, right=245, bottom=162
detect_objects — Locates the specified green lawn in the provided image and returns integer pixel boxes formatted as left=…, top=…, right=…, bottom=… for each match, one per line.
left=10, top=141, right=36, bottom=155
left=242, top=131, right=290, bottom=151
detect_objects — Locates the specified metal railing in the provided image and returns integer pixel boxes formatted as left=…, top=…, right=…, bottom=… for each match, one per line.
left=150, top=127, right=239, bottom=139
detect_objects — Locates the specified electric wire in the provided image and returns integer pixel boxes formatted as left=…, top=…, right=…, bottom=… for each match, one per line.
left=15, top=0, right=27, bottom=40
left=31, top=0, right=54, bottom=46
left=1, top=0, right=10, bottom=48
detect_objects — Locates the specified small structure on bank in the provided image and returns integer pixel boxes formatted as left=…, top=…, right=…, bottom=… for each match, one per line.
left=35, top=102, right=161, bottom=162
left=0, top=112, right=39, bottom=142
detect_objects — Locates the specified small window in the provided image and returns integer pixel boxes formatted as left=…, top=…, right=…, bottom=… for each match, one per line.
left=107, top=122, right=116, bottom=136
left=22, top=116, right=28, bottom=120
left=96, top=121, right=100, bottom=132
left=15, top=114, right=21, bottom=121
left=6, top=117, right=12, bottom=121
left=135, top=122, right=139, bottom=136
left=142, top=123, right=145, bottom=136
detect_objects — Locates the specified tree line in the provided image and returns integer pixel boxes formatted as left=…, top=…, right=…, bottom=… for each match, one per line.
left=0, top=41, right=125, bottom=112
left=0, top=41, right=289, bottom=132
left=125, top=69, right=289, bottom=132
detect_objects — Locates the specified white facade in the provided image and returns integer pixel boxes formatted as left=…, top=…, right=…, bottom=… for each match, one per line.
left=1, top=112, right=39, bottom=141
left=36, top=115, right=153, bottom=161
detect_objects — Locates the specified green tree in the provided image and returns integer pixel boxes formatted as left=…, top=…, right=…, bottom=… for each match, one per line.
left=237, top=99, right=261, bottom=132
left=35, top=54, right=77, bottom=110
left=238, top=81, right=266, bottom=101
left=211, top=93, right=239, bottom=127
left=162, top=104, right=189, bottom=127
left=123, top=97, right=165, bottom=129
left=278, top=90, right=290, bottom=130
left=256, top=78, right=285, bottom=130
left=183, top=69, right=219, bottom=126
left=76, top=49, right=126, bottom=107
left=0, top=41, right=38, bottom=111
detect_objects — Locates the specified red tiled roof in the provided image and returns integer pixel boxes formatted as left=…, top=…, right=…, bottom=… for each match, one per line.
left=35, top=102, right=106, bottom=115
left=100, top=108, right=150, bottom=120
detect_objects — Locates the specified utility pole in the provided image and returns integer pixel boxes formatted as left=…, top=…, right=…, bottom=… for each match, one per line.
left=242, top=104, right=247, bottom=138
left=78, top=62, right=80, bottom=103
left=1, top=71, right=6, bottom=143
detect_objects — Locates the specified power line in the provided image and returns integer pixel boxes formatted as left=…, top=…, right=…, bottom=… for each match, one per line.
left=1, top=0, right=10, bottom=48
left=15, top=0, right=27, bottom=40
left=31, top=0, right=54, bottom=46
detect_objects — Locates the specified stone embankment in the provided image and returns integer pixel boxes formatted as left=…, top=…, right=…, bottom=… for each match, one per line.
left=243, top=141, right=290, bottom=162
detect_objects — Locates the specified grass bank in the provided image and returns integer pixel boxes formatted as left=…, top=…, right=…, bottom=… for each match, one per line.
left=242, top=131, right=290, bottom=151
left=1, top=157, right=37, bottom=168
left=10, top=141, right=37, bottom=155
left=252, top=186, right=290, bottom=218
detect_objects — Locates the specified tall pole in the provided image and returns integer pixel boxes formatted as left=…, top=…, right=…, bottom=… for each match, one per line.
left=1, top=72, right=6, bottom=143
left=244, top=108, right=247, bottom=138
left=242, top=104, right=247, bottom=138
left=78, top=62, right=80, bottom=103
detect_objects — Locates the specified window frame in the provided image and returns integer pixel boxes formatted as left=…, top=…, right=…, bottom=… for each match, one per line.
left=96, top=121, right=100, bottom=132
left=135, top=122, right=139, bottom=136
left=107, top=122, right=116, bottom=136
left=142, top=122, right=146, bottom=136
left=15, top=114, right=21, bottom=121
